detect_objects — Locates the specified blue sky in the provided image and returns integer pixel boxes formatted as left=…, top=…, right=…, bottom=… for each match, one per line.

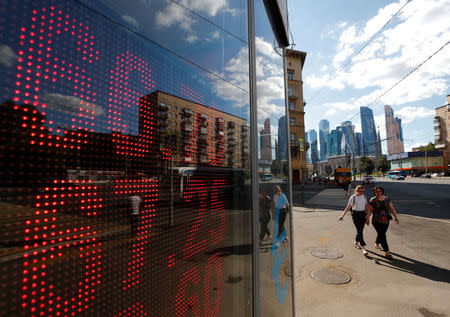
left=289, top=0, right=450, bottom=153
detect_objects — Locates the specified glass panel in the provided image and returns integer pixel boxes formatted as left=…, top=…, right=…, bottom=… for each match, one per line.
left=0, top=0, right=252, bottom=315
left=255, top=1, right=294, bottom=316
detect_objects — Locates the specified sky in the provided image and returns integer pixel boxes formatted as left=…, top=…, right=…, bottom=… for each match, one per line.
left=288, top=0, right=450, bottom=153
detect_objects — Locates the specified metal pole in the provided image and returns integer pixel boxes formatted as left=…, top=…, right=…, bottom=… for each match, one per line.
left=247, top=0, right=260, bottom=314
left=425, top=148, right=428, bottom=175
left=170, top=158, right=174, bottom=226
left=300, top=144, right=304, bottom=204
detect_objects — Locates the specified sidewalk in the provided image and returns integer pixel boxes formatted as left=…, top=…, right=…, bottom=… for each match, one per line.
left=292, top=206, right=450, bottom=317
left=303, top=188, right=349, bottom=210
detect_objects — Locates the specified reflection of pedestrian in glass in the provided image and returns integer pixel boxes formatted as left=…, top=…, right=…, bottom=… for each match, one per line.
left=339, top=185, right=369, bottom=256
left=272, top=186, right=289, bottom=243
left=366, top=186, right=399, bottom=259
left=129, top=195, right=142, bottom=235
left=259, top=188, right=272, bottom=241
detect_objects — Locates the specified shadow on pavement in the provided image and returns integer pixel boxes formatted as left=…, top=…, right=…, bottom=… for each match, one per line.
left=366, top=250, right=450, bottom=283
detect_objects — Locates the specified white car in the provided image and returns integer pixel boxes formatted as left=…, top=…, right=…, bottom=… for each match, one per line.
left=363, top=176, right=376, bottom=185
left=391, top=175, right=405, bottom=180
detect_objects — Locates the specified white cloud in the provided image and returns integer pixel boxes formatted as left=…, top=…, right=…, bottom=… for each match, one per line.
left=211, top=30, right=220, bottom=40
left=40, top=93, right=104, bottom=117
left=121, top=15, right=139, bottom=29
left=325, top=108, right=337, bottom=116
left=0, top=44, right=18, bottom=67
left=155, top=0, right=234, bottom=42
left=307, top=0, right=450, bottom=106
left=395, top=105, right=434, bottom=123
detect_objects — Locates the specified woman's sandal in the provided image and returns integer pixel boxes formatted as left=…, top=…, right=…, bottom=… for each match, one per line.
left=354, top=242, right=361, bottom=249
left=385, top=252, right=393, bottom=259
left=375, top=244, right=383, bottom=251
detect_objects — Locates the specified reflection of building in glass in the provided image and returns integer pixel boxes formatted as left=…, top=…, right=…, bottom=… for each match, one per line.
left=434, top=95, right=450, bottom=171
left=340, top=121, right=357, bottom=156
left=327, top=128, right=342, bottom=157
left=360, top=106, right=377, bottom=156
left=142, top=91, right=249, bottom=169
left=319, top=119, right=329, bottom=161
left=260, top=118, right=272, bottom=161
left=306, top=129, right=318, bottom=166
left=286, top=49, right=307, bottom=183
left=277, top=115, right=287, bottom=161
left=384, top=105, right=404, bottom=155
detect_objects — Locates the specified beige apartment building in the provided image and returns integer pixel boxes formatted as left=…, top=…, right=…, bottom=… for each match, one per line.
left=286, top=49, right=307, bottom=183
left=434, top=95, right=450, bottom=172
left=140, top=91, right=249, bottom=170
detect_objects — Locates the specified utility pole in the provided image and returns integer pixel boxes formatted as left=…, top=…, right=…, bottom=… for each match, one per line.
left=298, top=138, right=304, bottom=204
left=425, top=148, right=428, bottom=175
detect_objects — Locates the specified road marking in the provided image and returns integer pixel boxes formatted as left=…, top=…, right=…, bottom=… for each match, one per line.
left=403, top=214, right=450, bottom=224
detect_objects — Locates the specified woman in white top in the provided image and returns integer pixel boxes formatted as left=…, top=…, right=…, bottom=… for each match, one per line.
left=339, top=185, right=369, bottom=255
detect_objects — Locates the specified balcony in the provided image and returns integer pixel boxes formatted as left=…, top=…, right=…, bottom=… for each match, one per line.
left=181, top=108, right=194, bottom=116
left=228, top=122, right=235, bottom=128
left=200, top=127, right=208, bottom=135
left=199, top=113, right=208, bottom=120
left=159, top=103, right=169, bottom=111
left=241, top=125, right=248, bottom=133
left=183, top=124, right=193, bottom=132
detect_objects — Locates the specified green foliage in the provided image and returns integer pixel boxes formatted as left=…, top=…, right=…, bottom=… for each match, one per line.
left=359, top=156, right=375, bottom=175
left=415, top=142, right=435, bottom=152
left=377, top=155, right=390, bottom=173
left=324, top=165, right=332, bottom=176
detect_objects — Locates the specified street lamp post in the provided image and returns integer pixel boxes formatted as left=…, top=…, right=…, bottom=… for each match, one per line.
left=298, top=138, right=304, bottom=204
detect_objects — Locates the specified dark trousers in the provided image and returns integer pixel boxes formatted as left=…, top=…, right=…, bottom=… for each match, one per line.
left=372, top=221, right=390, bottom=251
left=351, top=211, right=366, bottom=246
left=259, top=215, right=271, bottom=241
left=131, top=214, right=140, bottom=235
left=278, top=208, right=287, bottom=237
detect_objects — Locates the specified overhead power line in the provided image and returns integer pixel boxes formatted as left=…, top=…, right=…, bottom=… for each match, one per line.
left=346, top=39, right=450, bottom=123
left=308, top=0, right=411, bottom=105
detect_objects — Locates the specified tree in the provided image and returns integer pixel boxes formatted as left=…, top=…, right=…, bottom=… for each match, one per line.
left=359, top=156, right=374, bottom=175
left=324, top=165, right=332, bottom=176
left=377, top=155, right=389, bottom=173
left=416, top=142, right=435, bottom=152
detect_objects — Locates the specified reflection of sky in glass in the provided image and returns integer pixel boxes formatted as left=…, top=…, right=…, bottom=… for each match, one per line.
left=0, top=0, right=249, bottom=136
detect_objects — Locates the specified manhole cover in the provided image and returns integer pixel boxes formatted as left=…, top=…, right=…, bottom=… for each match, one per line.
left=310, top=269, right=350, bottom=285
left=311, top=248, right=343, bottom=259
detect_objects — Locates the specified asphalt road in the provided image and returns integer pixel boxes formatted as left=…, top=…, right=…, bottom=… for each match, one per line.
left=293, top=179, right=450, bottom=220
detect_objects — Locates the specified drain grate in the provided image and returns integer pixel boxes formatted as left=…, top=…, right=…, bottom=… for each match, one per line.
left=310, top=269, right=350, bottom=285
left=311, top=248, right=343, bottom=259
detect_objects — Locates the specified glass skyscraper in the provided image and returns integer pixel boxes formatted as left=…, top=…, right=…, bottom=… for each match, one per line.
left=319, top=119, right=330, bottom=161
left=360, top=106, right=377, bottom=156
left=385, top=105, right=405, bottom=155
left=307, top=129, right=319, bottom=165
left=327, top=128, right=342, bottom=157
left=340, top=121, right=357, bottom=155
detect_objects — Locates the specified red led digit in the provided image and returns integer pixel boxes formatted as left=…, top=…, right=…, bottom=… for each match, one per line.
left=203, top=254, right=223, bottom=317
left=174, top=266, right=201, bottom=317
left=113, top=302, right=147, bottom=317
left=181, top=179, right=208, bottom=260
left=107, top=52, right=155, bottom=158
left=14, top=6, right=99, bottom=148
left=22, top=180, right=102, bottom=316
left=208, top=180, right=226, bottom=245
left=114, top=178, right=158, bottom=289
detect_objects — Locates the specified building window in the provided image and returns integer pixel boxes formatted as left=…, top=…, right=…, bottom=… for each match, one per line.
left=288, top=72, right=293, bottom=80
left=290, top=133, right=296, bottom=141
left=288, top=87, right=294, bottom=95
left=290, top=118, right=296, bottom=126
left=289, top=102, right=295, bottom=110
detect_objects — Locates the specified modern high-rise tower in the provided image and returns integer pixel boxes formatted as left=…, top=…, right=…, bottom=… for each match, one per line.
left=260, top=118, right=272, bottom=161
left=384, top=105, right=404, bottom=155
left=360, top=106, right=377, bottom=156
left=340, top=121, right=357, bottom=156
left=319, top=119, right=329, bottom=161
left=307, top=129, right=319, bottom=166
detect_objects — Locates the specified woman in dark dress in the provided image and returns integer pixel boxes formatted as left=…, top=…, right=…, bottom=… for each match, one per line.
left=366, top=186, right=399, bottom=258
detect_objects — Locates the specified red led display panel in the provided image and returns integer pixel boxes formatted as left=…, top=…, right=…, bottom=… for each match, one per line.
left=0, top=1, right=252, bottom=316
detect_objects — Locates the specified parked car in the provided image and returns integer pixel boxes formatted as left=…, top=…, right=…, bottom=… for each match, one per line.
left=391, top=175, right=405, bottom=180
left=420, top=173, right=431, bottom=178
left=363, top=176, right=376, bottom=185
